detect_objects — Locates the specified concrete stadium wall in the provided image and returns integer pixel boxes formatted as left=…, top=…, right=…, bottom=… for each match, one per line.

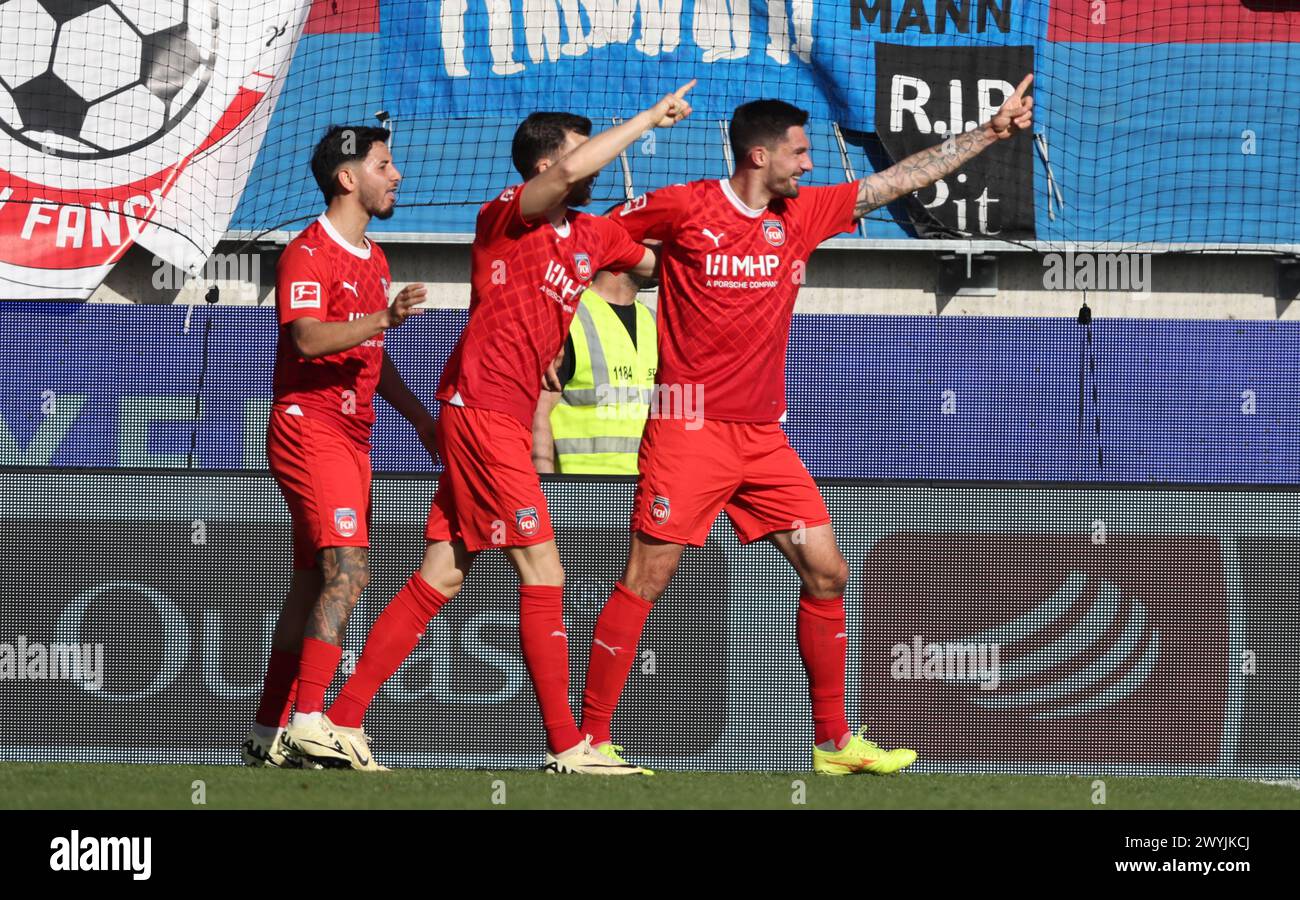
left=86, top=240, right=1299, bottom=322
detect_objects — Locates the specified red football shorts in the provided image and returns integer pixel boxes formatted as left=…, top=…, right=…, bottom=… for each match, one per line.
left=425, top=404, right=555, bottom=551
left=266, top=406, right=373, bottom=569
left=631, top=417, right=830, bottom=546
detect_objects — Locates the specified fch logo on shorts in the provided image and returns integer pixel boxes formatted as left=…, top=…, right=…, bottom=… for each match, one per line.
left=515, top=507, right=540, bottom=537
left=333, top=508, right=358, bottom=538
left=651, top=495, right=671, bottom=525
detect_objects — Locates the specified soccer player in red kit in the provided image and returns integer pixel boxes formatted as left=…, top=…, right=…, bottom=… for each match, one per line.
left=321, top=84, right=696, bottom=773
left=581, top=78, right=1035, bottom=774
left=241, top=125, right=437, bottom=769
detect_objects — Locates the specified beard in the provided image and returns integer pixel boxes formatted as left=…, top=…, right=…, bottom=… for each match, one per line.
left=365, top=187, right=397, bottom=220
left=565, top=180, right=594, bottom=207
left=771, top=175, right=800, bottom=199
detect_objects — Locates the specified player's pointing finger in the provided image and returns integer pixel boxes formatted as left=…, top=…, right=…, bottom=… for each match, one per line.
left=1011, top=73, right=1033, bottom=99
left=674, top=78, right=697, bottom=99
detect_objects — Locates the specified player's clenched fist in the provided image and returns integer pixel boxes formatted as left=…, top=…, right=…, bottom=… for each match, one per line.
left=989, top=74, right=1034, bottom=140
left=650, top=79, right=696, bottom=129
left=385, top=283, right=427, bottom=327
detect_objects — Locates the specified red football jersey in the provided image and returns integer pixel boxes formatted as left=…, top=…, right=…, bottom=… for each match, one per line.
left=437, top=184, right=646, bottom=427
left=612, top=179, right=858, bottom=422
left=273, top=214, right=392, bottom=450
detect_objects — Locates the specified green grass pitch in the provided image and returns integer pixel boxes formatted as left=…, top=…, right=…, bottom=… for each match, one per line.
left=4, top=764, right=1299, bottom=810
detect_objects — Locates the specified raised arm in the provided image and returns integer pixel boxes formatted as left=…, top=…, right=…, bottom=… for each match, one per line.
left=854, top=74, right=1034, bottom=219
left=519, top=80, right=696, bottom=221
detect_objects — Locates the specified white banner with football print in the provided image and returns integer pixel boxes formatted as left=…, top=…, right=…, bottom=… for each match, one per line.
left=0, top=0, right=312, bottom=300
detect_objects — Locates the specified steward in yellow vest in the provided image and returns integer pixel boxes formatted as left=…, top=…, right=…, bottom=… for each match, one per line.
left=533, top=269, right=657, bottom=474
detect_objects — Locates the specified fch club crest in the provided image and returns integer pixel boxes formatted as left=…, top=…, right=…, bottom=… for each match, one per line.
left=650, top=495, right=671, bottom=525
left=762, top=219, right=786, bottom=247
left=515, top=506, right=540, bottom=537
left=333, top=508, right=358, bottom=538
left=573, top=253, right=592, bottom=280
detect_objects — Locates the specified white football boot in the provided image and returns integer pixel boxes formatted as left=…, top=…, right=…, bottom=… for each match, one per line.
left=281, top=714, right=353, bottom=768
left=240, top=726, right=309, bottom=769
left=332, top=723, right=389, bottom=772
left=543, top=736, right=646, bottom=775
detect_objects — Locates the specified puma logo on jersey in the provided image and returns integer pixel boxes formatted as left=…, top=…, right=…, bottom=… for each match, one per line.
left=300, top=245, right=317, bottom=256
left=702, top=228, right=725, bottom=248
left=341, top=281, right=358, bottom=296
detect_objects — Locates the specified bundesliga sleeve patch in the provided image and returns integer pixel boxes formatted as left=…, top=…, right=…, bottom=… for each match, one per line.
left=289, top=282, right=322, bottom=309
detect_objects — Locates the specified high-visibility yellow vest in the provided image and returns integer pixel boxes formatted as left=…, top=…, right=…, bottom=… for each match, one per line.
left=550, top=289, right=657, bottom=474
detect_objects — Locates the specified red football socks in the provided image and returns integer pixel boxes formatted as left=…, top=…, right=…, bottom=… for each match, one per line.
left=328, top=573, right=450, bottom=728
left=518, top=584, right=583, bottom=753
left=254, top=648, right=299, bottom=729
left=797, top=594, right=851, bottom=747
left=294, top=638, right=343, bottom=716
left=580, top=582, right=654, bottom=746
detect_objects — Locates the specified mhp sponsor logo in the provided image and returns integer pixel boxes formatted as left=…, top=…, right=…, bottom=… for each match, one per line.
left=862, top=533, right=1229, bottom=765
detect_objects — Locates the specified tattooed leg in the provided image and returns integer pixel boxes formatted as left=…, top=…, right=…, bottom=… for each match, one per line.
left=305, top=546, right=370, bottom=646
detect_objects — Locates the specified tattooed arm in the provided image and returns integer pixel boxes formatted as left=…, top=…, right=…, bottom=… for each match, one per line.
left=854, top=73, right=1035, bottom=219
